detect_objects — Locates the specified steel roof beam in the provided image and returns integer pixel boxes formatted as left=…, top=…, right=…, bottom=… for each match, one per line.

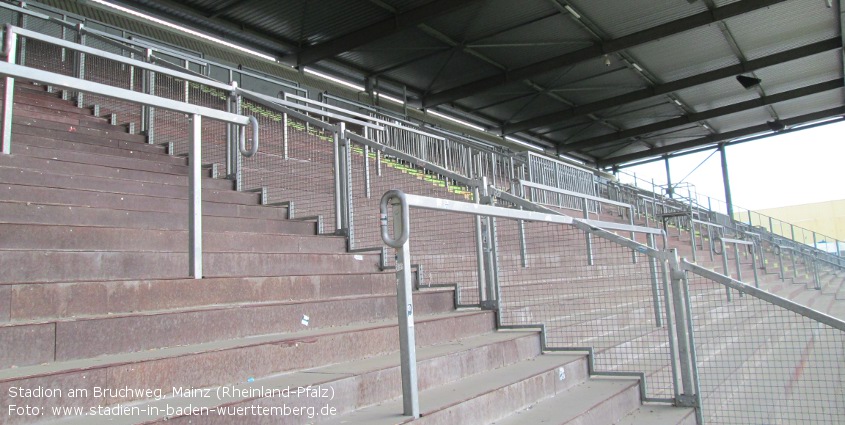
left=504, top=37, right=841, bottom=134
left=296, top=0, right=482, bottom=67
left=597, top=106, right=845, bottom=167
left=422, top=0, right=787, bottom=108
left=558, top=79, right=844, bottom=153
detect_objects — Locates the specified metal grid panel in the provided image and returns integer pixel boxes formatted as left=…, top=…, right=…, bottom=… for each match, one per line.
left=239, top=107, right=338, bottom=233
left=496, top=219, right=674, bottom=399
left=568, top=0, right=709, bottom=39
left=686, top=272, right=845, bottom=424
left=352, top=151, right=481, bottom=304
left=626, top=25, right=739, bottom=83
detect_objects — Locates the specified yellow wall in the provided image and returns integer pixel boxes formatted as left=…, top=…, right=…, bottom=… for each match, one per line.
left=753, top=199, right=845, bottom=244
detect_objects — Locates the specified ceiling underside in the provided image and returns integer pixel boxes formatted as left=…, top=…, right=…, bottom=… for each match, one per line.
left=101, top=0, right=845, bottom=168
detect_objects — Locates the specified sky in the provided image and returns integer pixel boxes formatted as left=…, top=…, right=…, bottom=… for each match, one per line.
left=616, top=120, right=845, bottom=214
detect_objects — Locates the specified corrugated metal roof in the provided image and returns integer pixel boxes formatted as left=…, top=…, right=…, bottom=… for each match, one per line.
left=724, top=0, right=837, bottom=60
left=27, top=0, right=845, bottom=167
left=627, top=24, right=739, bottom=83
left=568, top=0, right=709, bottom=39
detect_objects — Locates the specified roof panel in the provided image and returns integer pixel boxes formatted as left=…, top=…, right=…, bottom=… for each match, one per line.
left=567, top=0, right=709, bottom=39
left=771, top=88, right=845, bottom=119
left=706, top=107, right=775, bottom=132
left=338, top=27, right=449, bottom=72
left=627, top=25, right=739, bottom=83
left=425, top=0, right=556, bottom=43
left=674, top=76, right=761, bottom=112
left=724, top=0, right=838, bottom=60
left=753, top=50, right=843, bottom=94
left=469, top=14, right=594, bottom=69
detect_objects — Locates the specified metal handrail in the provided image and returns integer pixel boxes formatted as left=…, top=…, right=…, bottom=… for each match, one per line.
left=681, top=260, right=845, bottom=331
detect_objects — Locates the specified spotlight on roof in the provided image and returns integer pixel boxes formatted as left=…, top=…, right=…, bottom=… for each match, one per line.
left=736, top=75, right=762, bottom=89
left=766, top=120, right=786, bottom=132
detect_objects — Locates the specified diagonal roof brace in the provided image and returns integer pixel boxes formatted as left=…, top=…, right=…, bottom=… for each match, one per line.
left=558, top=79, right=845, bottom=154
left=296, top=0, right=483, bottom=67
left=504, top=37, right=842, bottom=134
left=596, top=106, right=845, bottom=167
left=422, top=0, right=788, bottom=108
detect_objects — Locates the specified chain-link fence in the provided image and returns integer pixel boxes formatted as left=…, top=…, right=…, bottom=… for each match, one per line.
left=684, top=266, right=845, bottom=424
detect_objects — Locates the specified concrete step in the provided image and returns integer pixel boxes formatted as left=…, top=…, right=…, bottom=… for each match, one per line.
left=0, top=168, right=258, bottom=206
left=2, top=273, right=396, bottom=323
left=317, top=352, right=589, bottom=425
left=0, top=201, right=309, bottom=234
left=13, top=115, right=156, bottom=151
left=615, top=404, right=696, bottom=425
left=492, top=376, right=644, bottom=425
left=13, top=130, right=182, bottom=165
left=0, top=223, right=342, bottom=255
left=12, top=102, right=132, bottom=133
left=0, top=247, right=377, bottom=284
left=0, top=289, right=453, bottom=366
left=0, top=185, right=286, bottom=220
left=0, top=311, right=497, bottom=424
left=9, top=144, right=194, bottom=176
left=0, top=154, right=223, bottom=189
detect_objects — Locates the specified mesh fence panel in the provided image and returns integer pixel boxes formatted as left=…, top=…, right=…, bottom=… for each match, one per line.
left=348, top=138, right=480, bottom=305
left=685, top=271, right=845, bottom=424
left=496, top=218, right=674, bottom=399
left=238, top=104, right=338, bottom=233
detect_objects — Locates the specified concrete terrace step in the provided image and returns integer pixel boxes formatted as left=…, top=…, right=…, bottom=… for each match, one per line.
left=491, top=376, right=644, bottom=425
left=0, top=248, right=378, bottom=284
left=0, top=289, right=454, bottom=367
left=138, top=331, right=544, bottom=425
left=9, top=144, right=195, bottom=176
left=12, top=130, right=173, bottom=163
left=614, top=404, right=697, bottom=425
left=12, top=105, right=138, bottom=137
left=1, top=273, right=397, bottom=323
left=0, top=202, right=309, bottom=234
left=318, top=352, right=589, bottom=425
left=0, top=311, right=497, bottom=424
left=0, top=154, right=223, bottom=189
left=12, top=115, right=157, bottom=151
left=0, top=185, right=284, bottom=220
left=0, top=224, right=337, bottom=255
left=0, top=168, right=257, bottom=205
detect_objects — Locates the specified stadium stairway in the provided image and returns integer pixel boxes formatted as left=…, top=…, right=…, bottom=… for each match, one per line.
left=0, top=82, right=698, bottom=424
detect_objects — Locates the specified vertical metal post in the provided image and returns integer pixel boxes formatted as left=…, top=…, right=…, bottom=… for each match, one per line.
left=689, top=220, right=697, bottom=263
left=1, top=29, right=17, bottom=154
left=75, top=24, right=86, bottom=108
left=812, top=255, right=821, bottom=290
left=143, top=49, right=155, bottom=144
left=769, top=216, right=774, bottom=234
left=647, top=234, right=663, bottom=327
left=707, top=225, right=714, bottom=261
left=473, top=185, right=487, bottom=304
left=225, top=82, right=236, bottom=179
left=778, top=247, right=785, bottom=281
left=720, top=239, right=732, bottom=301
left=188, top=114, right=202, bottom=279
left=17, top=6, right=26, bottom=66
left=583, top=201, right=594, bottom=266
left=183, top=59, right=190, bottom=103
left=342, top=132, right=354, bottom=245
left=485, top=185, right=501, bottom=306
left=333, top=123, right=344, bottom=233
left=629, top=209, right=638, bottom=264
left=733, top=244, right=743, bottom=286
left=719, top=144, right=734, bottom=223
left=363, top=144, right=371, bottom=198
left=391, top=200, right=420, bottom=419
left=751, top=243, right=760, bottom=288
left=664, top=156, right=673, bottom=198
left=667, top=250, right=697, bottom=405
left=791, top=249, right=797, bottom=278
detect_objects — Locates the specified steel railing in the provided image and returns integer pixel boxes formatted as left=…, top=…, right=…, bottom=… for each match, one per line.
left=0, top=32, right=256, bottom=278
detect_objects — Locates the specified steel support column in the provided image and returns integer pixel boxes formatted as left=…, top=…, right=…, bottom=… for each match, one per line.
left=719, top=144, right=735, bottom=223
